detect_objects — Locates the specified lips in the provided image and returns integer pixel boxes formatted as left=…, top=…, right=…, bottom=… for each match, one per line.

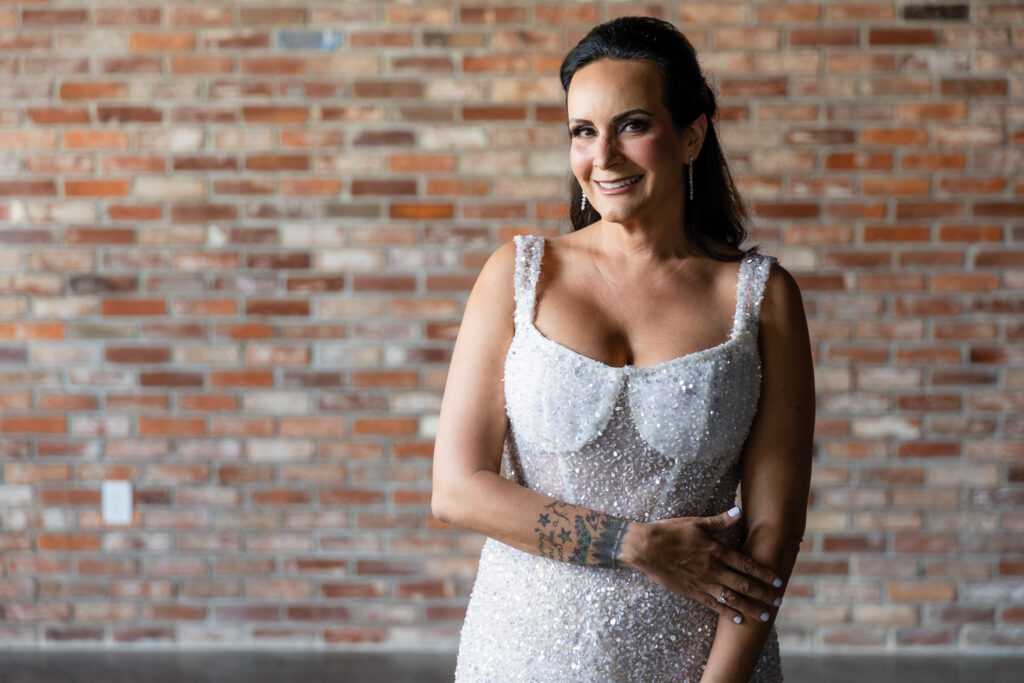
left=594, top=175, right=643, bottom=191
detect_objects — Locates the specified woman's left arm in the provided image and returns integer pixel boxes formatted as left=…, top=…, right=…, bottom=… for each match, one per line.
left=700, top=263, right=815, bottom=683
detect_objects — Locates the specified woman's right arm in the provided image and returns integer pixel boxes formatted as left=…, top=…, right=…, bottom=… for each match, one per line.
left=431, top=241, right=782, bottom=623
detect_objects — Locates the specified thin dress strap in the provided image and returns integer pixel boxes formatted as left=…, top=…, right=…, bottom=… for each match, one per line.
left=512, top=234, right=544, bottom=329
left=731, top=251, right=777, bottom=340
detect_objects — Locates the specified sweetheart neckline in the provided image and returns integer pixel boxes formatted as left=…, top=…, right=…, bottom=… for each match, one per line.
left=519, top=235, right=753, bottom=374
left=525, top=316, right=747, bottom=374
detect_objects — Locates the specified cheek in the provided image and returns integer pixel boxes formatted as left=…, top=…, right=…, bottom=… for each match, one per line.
left=623, top=134, right=675, bottom=170
left=569, top=144, right=590, bottom=176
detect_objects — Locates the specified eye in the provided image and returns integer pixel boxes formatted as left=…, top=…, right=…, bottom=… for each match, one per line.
left=569, top=125, right=595, bottom=138
left=621, top=118, right=650, bottom=133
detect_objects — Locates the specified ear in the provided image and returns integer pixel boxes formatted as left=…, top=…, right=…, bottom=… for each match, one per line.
left=686, top=113, right=708, bottom=161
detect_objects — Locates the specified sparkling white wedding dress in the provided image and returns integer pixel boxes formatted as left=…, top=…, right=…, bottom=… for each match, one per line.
left=455, top=235, right=783, bottom=682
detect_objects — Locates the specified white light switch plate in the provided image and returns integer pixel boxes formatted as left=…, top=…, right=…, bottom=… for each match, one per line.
left=102, top=480, right=132, bottom=525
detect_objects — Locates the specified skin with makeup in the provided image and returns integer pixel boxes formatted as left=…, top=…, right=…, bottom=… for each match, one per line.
left=433, top=25, right=814, bottom=683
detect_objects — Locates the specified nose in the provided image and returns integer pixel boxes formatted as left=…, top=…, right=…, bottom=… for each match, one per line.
left=593, top=133, right=621, bottom=170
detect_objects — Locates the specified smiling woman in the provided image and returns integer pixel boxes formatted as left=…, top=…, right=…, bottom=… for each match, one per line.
left=567, top=59, right=700, bottom=233
left=562, top=19, right=750, bottom=263
left=432, top=16, right=814, bottom=683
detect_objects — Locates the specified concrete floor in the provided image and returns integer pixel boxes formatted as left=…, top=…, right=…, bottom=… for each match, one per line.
left=0, top=650, right=1022, bottom=682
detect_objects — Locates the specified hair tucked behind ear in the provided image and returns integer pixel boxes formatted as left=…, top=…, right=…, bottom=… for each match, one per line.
left=561, top=17, right=750, bottom=261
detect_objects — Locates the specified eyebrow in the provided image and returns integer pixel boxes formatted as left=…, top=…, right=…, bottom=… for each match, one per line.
left=567, top=108, right=654, bottom=126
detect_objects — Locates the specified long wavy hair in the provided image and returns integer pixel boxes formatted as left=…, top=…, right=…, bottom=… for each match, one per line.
left=560, top=17, right=749, bottom=261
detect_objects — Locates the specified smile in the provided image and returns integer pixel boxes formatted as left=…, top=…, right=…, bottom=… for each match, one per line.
left=594, top=175, right=643, bottom=192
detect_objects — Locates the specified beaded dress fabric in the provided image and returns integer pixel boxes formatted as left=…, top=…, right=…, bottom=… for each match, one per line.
left=455, top=235, right=782, bottom=682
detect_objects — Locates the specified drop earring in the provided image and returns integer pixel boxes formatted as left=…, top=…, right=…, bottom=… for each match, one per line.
left=688, top=157, right=694, bottom=201
left=580, top=191, right=587, bottom=212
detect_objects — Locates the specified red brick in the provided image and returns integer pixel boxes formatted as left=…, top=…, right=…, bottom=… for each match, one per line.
left=245, top=300, right=310, bottom=316
left=65, top=180, right=129, bottom=197
left=3, top=416, right=66, bottom=434
left=975, top=202, right=1024, bottom=217
left=129, top=33, right=196, bottom=52
left=241, top=57, right=306, bottom=75
left=96, top=8, right=162, bottom=25
left=97, top=106, right=163, bottom=123
left=239, top=8, right=306, bottom=24
left=390, top=204, right=454, bottom=220
left=38, top=394, right=97, bottom=411
left=138, top=417, right=204, bottom=437
left=101, top=300, right=165, bottom=316
left=179, top=395, right=237, bottom=412
left=106, top=347, right=171, bottom=364
left=932, top=273, right=999, bottom=292
left=108, top=205, right=162, bottom=221
left=790, top=28, right=858, bottom=46
left=861, top=128, right=929, bottom=145
left=170, top=204, right=237, bottom=222
left=894, top=535, right=958, bottom=554
left=22, top=9, right=89, bottom=26
left=869, top=28, right=937, bottom=45
left=169, top=7, right=233, bottom=27
left=27, top=108, right=89, bottom=124
left=281, top=179, right=342, bottom=196
left=242, top=107, right=308, bottom=123
left=0, top=180, right=57, bottom=196
left=246, top=155, right=309, bottom=171
left=459, top=7, right=527, bottom=23
left=64, top=130, right=130, bottom=148
left=462, top=55, right=529, bottom=73
left=353, top=418, right=418, bottom=436
left=37, top=534, right=101, bottom=552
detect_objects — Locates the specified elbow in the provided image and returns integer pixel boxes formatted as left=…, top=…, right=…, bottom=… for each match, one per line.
left=431, top=477, right=469, bottom=527
left=431, top=488, right=455, bottom=526
left=745, top=519, right=806, bottom=564
left=431, top=468, right=493, bottom=528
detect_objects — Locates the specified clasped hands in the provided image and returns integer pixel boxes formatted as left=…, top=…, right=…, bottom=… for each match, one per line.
left=624, top=507, right=783, bottom=625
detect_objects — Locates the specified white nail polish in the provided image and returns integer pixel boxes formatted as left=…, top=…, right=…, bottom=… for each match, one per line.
left=772, top=578, right=782, bottom=588
left=733, top=615, right=742, bottom=624
left=760, top=612, right=770, bottom=622
left=773, top=597, right=782, bottom=607
left=727, top=506, right=740, bottom=518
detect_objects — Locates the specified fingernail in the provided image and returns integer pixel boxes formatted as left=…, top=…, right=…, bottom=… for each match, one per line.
left=772, top=578, right=782, bottom=588
left=733, top=615, right=742, bottom=624
left=727, top=506, right=740, bottom=518
left=773, top=597, right=782, bottom=607
left=760, top=612, right=770, bottom=622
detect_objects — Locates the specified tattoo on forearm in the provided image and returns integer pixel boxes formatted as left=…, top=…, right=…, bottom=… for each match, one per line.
left=534, top=501, right=628, bottom=568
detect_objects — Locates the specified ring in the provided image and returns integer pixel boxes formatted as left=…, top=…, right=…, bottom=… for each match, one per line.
left=716, top=590, right=728, bottom=604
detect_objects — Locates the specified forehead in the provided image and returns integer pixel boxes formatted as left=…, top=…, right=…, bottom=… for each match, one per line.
left=566, top=59, right=664, bottom=117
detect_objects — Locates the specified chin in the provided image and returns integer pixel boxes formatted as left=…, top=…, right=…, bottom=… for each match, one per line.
left=593, top=203, right=643, bottom=225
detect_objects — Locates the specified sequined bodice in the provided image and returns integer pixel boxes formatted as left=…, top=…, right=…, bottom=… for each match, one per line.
left=456, top=235, right=782, bottom=683
left=502, top=234, right=774, bottom=522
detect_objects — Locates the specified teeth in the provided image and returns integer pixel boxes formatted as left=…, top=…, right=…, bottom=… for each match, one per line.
left=596, top=176, right=641, bottom=189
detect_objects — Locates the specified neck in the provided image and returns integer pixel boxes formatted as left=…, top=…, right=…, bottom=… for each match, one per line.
left=594, top=205, right=696, bottom=264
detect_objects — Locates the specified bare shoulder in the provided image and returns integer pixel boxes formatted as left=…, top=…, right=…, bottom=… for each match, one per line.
left=761, top=261, right=806, bottom=327
left=470, top=239, right=517, bottom=309
left=480, top=238, right=517, bottom=275
left=759, top=261, right=811, bottom=364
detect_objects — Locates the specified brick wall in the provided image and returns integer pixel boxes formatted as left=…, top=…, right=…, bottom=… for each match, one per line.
left=0, top=0, right=1020, bottom=652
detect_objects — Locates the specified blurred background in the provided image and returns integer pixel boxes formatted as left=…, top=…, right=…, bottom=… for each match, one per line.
left=0, top=0, right=1020, bottom=657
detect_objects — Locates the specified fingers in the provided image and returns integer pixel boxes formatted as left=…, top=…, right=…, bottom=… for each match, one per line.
left=716, top=565, right=778, bottom=614
left=706, top=585, right=775, bottom=624
left=719, top=547, right=783, bottom=591
left=697, top=505, right=742, bottom=532
left=697, top=586, right=745, bottom=625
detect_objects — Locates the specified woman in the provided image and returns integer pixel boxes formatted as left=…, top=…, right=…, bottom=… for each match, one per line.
left=432, top=17, right=814, bottom=683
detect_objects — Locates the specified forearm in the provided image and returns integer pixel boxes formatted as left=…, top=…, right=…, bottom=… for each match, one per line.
left=699, top=526, right=802, bottom=683
left=433, top=468, right=641, bottom=569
